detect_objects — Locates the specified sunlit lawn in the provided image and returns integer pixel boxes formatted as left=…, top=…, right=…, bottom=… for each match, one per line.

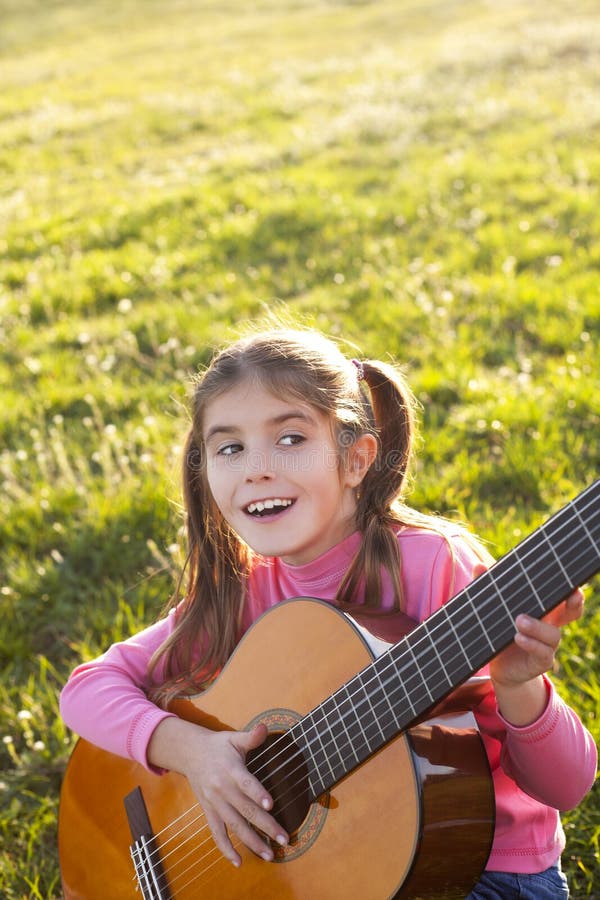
left=1, top=0, right=598, bottom=896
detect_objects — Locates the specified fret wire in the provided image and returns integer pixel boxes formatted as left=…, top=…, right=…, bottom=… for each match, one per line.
left=416, top=622, right=454, bottom=691
left=305, top=706, right=337, bottom=787
left=293, top=718, right=325, bottom=795
left=301, top=700, right=354, bottom=790
left=483, top=566, right=519, bottom=625
left=444, top=509, right=596, bottom=638
left=445, top=570, right=561, bottom=673
left=373, top=653, right=417, bottom=719
left=371, top=663, right=402, bottom=736
left=335, top=684, right=363, bottom=766
left=428, top=603, right=473, bottom=683
left=510, top=500, right=595, bottom=582
left=545, top=536, right=575, bottom=584
left=512, top=544, right=547, bottom=614
left=365, top=670, right=402, bottom=741
left=456, top=588, right=496, bottom=654
left=356, top=670, right=387, bottom=744
left=320, top=695, right=353, bottom=781
left=303, top=684, right=374, bottom=790
left=343, top=673, right=387, bottom=749
left=504, top=489, right=596, bottom=564
left=572, top=500, right=598, bottom=549
left=373, top=643, right=447, bottom=733
left=338, top=681, right=373, bottom=761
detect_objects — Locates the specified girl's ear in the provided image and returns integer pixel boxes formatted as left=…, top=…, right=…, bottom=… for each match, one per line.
left=345, top=432, right=378, bottom=488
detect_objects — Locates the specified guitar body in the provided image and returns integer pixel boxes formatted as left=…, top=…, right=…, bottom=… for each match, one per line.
left=59, top=598, right=495, bottom=899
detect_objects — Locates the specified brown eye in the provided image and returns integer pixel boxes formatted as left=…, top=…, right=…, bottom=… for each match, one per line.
left=218, top=442, right=243, bottom=456
left=279, top=434, right=305, bottom=446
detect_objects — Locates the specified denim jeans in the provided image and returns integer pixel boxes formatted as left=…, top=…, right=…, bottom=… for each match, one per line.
left=467, top=863, right=569, bottom=899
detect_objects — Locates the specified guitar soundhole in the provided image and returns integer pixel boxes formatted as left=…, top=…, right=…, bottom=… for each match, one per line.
left=244, top=710, right=329, bottom=860
left=247, top=729, right=310, bottom=835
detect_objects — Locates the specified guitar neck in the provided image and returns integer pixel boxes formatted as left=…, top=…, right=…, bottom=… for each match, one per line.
left=292, top=480, right=600, bottom=798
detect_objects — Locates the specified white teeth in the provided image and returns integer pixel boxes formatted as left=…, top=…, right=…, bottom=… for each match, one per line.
left=246, top=498, right=293, bottom=514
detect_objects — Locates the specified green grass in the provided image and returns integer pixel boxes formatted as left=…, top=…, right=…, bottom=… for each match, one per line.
left=1, top=0, right=598, bottom=896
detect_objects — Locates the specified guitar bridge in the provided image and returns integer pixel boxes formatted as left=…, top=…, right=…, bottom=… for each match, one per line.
left=124, top=786, right=172, bottom=899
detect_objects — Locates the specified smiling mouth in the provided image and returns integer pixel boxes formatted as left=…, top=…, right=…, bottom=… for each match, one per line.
left=245, top=498, right=295, bottom=517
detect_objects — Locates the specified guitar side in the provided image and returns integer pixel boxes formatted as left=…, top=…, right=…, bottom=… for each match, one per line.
left=59, top=598, right=494, bottom=899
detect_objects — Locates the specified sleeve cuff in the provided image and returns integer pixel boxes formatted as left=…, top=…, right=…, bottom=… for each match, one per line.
left=126, top=706, right=178, bottom=773
left=496, top=675, right=560, bottom=740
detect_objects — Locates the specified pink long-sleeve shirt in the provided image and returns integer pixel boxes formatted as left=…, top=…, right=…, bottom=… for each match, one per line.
left=60, top=526, right=597, bottom=874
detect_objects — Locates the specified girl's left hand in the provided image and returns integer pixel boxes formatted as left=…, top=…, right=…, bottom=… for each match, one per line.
left=490, top=590, right=584, bottom=687
left=489, top=590, right=584, bottom=725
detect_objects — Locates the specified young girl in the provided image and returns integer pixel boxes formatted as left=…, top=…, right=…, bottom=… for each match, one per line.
left=60, top=327, right=596, bottom=898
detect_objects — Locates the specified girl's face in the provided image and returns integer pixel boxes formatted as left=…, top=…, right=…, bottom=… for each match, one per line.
left=202, top=379, right=375, bottom=565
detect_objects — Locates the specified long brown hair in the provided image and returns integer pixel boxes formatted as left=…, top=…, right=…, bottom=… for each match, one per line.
left=150, top=328, right=445, bottom=703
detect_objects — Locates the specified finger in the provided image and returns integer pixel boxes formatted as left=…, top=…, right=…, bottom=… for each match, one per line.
left=515, top=615, right=560, bottom=649
left=222, top=806, right=278, bottom=862
left=513, top=618, right=560, bottom=673
left=230, top=786, right=288, bottom=846
left=513, top=633, right=556, bottom=674
left=543, top=590, right=584, bottom=627
left=237, top=723, right=269, bottom=755
left=204, top=809, right=242, bottom=868
left=232, top=725, right=275, bottom=812
left=562, top=589, right=584, bottom=620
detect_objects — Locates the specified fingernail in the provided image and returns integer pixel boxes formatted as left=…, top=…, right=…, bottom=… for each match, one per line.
left=261, top=798, right=271, bottom=810
left=276, top=834, right=287, bottom=846
left=261, top=850, right=273, bottom=862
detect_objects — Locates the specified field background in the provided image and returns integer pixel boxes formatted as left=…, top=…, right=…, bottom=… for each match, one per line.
left=1, top=0, right=598, bottom=896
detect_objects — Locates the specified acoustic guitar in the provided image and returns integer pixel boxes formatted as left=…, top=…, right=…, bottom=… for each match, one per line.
left=59, top=480, right=600, bottom=899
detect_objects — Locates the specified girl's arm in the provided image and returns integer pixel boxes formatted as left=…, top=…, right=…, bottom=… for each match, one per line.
left=61, top=612, right=290, bottom=863
left=59, top=612, right=178, bottom=768
left=489, top=590, right=597, bottom=809
left=425, top=535, right=596, bottom=810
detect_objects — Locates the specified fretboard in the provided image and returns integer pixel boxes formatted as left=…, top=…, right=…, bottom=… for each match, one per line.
left=293, top=480, right=600, bottom=798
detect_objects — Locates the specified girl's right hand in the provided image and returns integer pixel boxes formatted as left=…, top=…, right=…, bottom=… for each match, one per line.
left=147, top=717, right=289, bottom=867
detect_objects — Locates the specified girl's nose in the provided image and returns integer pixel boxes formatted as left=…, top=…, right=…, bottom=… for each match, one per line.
left=244, top=449, right=276, bottom=481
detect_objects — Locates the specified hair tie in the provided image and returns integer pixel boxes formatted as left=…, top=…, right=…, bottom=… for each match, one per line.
left=351, top=358, right=365, bottom=382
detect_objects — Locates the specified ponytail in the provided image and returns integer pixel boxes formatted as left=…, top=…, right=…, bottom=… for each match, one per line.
left=336, top=360, right=416, bottom=610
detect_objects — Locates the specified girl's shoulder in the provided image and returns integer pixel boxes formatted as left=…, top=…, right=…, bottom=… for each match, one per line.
left=394, top=518, right=491, bottom=560
left=393, top=520, right=493, bottom=620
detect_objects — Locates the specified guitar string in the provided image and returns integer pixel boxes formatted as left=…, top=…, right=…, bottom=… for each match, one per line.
left=135, top=525, right=596, bottom=896
left=134, top=495, right=599, bottom=892
left=133, top=491, right=599, bottom=890
left=150, top=488, right=599, bottom=839
left=143, top=485, right=599, bottom=862
left=140, top=535, right=600, bottom=896
left=206, top=488, right=600, bottom=796
left=144, top=581, right=600, bottom=896
left=136, top=504, right=600, bottom=897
